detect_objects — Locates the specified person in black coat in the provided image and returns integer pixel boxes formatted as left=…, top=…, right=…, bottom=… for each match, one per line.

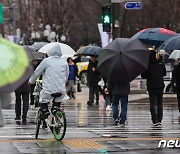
left=87, top=56, right=101, bottom=106
left=141, top=50, right=166, bottom=126
left=14, top=80, right=30, bottom=125
left=172, top=58, right=180, bottom=113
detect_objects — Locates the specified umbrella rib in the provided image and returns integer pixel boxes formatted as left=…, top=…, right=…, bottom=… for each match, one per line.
left=123, top=49, right=149, bottom=69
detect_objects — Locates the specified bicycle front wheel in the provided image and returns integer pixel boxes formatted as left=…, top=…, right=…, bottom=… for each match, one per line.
left=52, top=110, right=66, bottom=141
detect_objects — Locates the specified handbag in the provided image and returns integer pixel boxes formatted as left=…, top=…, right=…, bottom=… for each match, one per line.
left=77, top=80, right=82, bottom=92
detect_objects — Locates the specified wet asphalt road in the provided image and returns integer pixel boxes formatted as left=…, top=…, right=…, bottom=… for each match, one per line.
left=0, top=86, right=180, bottom=154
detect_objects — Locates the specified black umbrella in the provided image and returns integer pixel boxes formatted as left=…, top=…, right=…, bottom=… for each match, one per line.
left=97, top=38, right=150, bottom=83
left=76, top=46, right=102, bottom=56
left=157, top=36, right=180, bottom=54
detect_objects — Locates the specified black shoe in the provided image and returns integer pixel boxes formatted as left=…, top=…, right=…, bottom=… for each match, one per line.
left=15, top=117, right=21, bottom=125
left=40, top=109, right=50, bottom=119
left=113, top=119, right=120, bottom=126
left=87, top=101, right=93, bottom=106
left=22, top=121, right=27, bottom=125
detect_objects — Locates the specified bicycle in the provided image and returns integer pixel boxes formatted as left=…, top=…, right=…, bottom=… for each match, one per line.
left=35, top=93, right=66, bottom=141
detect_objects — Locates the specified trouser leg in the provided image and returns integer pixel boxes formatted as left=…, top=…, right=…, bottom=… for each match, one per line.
left=15, top=92, right=21, bottom=118
left=120, top=95, right=128, bottom=124
left=112, top=94, right=120, bottom=120
left=94, top=86, right=99, bottom=103
left=89, top=86, right=94, bottom=103
left=22, top=92, right=29, bottom=121
left=157, top=92, right=163, bottom=123
left=177, top=91, right=180, bottom=112
left=149, top=93, right=158, bottom=124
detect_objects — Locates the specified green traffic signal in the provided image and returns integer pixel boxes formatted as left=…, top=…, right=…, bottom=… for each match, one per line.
left=102, top=5, right=111, bottom=32
left=103, top=15, right=110, bottom=24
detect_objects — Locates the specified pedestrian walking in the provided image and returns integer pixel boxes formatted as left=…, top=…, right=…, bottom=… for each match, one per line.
left=66, top=57, right=79, bottom=99
left=30, top=59, right=39, bottom=107
left=141, top=50, right=166, bottom=126
left=107, top=80, right=130, bottom=126
left=14, top=80, right=30, bottom=125
left=171, top=58, right=180, bottom=113
left=87, top=56, right=101, bottom=106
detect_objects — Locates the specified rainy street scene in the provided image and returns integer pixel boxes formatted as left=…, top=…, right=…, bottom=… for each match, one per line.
left=0, top=0, right=180, bottom=154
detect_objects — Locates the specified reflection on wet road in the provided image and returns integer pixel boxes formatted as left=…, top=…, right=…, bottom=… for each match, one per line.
left=0, top=88, right=180, bottom=153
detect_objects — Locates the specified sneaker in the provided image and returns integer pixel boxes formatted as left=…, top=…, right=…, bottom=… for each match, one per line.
left=153, top=123, right=159, bottom=127
left=106, top=105, right=112, bottom=111
left=113, top=119, right=120, bottom=126
left=119, top=123, right=125, bottom=128
left=157, top=122, right=161, bottom=126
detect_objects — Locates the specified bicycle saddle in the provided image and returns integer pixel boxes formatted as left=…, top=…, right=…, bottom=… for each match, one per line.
left=51, top=93, right=62, bottom=98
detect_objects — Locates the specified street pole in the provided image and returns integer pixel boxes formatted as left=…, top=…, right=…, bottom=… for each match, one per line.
left=112, top=3, right=120, bottom=39
left=12, top=0, right=16, bottom=42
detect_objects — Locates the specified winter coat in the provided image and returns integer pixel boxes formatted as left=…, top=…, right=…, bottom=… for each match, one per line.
left=107, top=81, right=130, bottom=95
left=29, top=44, right=69, bottom=103
left=141, top=60, right=166, bottom=93
left=14, top=80, right=30, bottom=93
left=68, top=64, right=79, bottom=82
left=87, top=60, right=101, bottom=87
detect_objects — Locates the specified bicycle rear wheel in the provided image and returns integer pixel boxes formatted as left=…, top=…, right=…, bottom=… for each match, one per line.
left=52, top=110, right=66, bottom=141
left=35, top=109, right=41, bottom=139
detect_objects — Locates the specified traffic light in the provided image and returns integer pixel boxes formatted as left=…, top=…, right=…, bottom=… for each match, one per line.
left=102, top=5, right=111, bottom=32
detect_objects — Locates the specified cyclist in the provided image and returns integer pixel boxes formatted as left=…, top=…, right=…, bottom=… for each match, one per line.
left=28, top=43, right=69, bottom=118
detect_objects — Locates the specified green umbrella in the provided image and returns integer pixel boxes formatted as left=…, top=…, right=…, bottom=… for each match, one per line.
left=0, top=38, right=33, bottom=92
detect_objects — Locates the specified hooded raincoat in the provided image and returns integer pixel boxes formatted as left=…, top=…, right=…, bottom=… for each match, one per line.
left=29, top=43, right=69, bottom=103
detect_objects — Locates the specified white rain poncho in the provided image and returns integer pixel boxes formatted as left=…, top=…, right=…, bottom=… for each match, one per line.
left=29, top=43, right=69, bottom=103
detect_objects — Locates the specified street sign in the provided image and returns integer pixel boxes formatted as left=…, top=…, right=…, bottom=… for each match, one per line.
left=0, top=4, right=3, bottom=23
left=111, top=0, right=141, bottom=3
left=124, top=2, right=142, bottom=9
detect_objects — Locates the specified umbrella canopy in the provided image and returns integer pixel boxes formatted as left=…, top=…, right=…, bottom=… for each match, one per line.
left=39, top=42, right=75, bottom=58
left=157, top=36, right=180, bottom=53
left=75, top=46, right=102, bottom=57
left=0, top=38, right=33, bottom=92
left=131, top=28, right=178, bottom=48
left=97, top=38, right=150, bottom=83
left=23, top=46, right=46, bottom=60
left=31, top=42, right=48, bottom=51
left=169, top=50, right=180, bottom=61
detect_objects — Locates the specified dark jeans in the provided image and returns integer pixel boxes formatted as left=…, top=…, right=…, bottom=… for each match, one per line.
left=30, top=84, right=36, bottom=104
left=88, top=85, right=99, bottom=104
left=15, top=92, right=29, bottom=121
left=112, top=94, right=128, bottom=124
left=149, top=92, right=163, bottom=124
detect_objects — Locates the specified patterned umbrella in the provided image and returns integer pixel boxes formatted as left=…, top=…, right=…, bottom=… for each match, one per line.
left=0, top=38, right=33, bottom=92
left=131, top=28, right=178, bottom=48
